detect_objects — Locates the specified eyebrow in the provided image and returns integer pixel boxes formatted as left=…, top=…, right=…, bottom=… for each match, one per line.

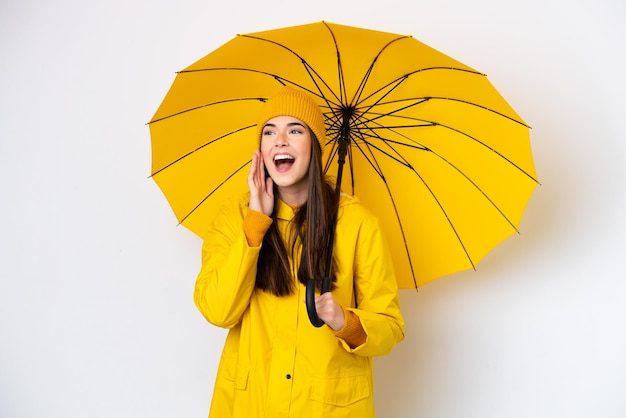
left=263, top=122, right=306, bottom=129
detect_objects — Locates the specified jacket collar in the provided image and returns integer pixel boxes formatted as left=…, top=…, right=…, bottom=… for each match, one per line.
left=274, top=193, right=358, bottom=221
left=275, top=198, right=299, bottom=221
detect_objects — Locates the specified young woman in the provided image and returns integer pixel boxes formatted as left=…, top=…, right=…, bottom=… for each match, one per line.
left=194, top=87, right=405, bottom=417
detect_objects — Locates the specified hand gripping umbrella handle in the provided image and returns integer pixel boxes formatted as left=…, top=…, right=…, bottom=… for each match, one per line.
left=306, top=277, right=331, bottom=328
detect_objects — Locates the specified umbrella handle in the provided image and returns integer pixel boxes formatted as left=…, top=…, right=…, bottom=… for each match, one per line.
left=306, top=277, right=331, bottom=327
left=306, top=113, right=347, bottom=327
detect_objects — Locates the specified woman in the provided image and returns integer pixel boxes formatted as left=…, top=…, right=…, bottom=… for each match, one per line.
left=194, top=86, right=405, bottom=417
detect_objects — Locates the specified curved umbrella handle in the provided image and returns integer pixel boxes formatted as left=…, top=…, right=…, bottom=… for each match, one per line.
left=306, top=277, right=331, bottom=327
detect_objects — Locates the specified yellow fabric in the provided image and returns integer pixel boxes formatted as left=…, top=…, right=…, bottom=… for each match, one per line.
left=256, top=86, right=326, bottom=150
left=242, top=207, right=367, bottom=347
left=149, top=21, right=538, bottom=289
left=335, top=305, right=368, bottom=348
left=242, top=208, right=272, bottom=247
left=194, top=193, right=404, bottom=418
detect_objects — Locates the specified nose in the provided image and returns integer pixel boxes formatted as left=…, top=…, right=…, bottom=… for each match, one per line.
left=275, top=130, right=288, bottom=147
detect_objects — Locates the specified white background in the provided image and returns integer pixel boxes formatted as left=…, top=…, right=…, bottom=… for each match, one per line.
left=1, top=0, right=625, bottom=417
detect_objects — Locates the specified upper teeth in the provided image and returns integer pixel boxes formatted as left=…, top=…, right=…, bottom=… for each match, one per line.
left=274, top=155, right=294, bottom=161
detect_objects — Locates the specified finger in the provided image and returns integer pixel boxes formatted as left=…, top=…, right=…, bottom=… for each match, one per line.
left=316, top=292, right=333, bottom=304
left=249, top=151, right=260, bottom=183
left=248, top=152, right=255, bottom=180
left=314, top=293, right=333, bottom=313
left=250, top=151, right=265, bottom=188
left=265, top=176, right=274, bottom=198
left=253, top=151, right=260, bottom=179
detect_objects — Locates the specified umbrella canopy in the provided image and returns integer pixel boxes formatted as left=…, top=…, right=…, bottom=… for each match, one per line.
left=149, top=21, right=538, bottom=289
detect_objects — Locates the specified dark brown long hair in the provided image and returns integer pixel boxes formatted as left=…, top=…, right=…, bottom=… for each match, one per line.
left=256, top=131, right=338, bottom=296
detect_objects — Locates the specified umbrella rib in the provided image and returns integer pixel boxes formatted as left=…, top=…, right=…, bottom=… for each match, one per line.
left=349, top=131, right=422, bottom=288
left=235, top=33, right=344, bottom=105
left=178, top=66, right=344, bottom=118
left=352, top=35, right=410, bottom=106
left=149, top=97, right=264, bottom=124
left=344, top=121, right=423, bottom=168
left=377, top=96, right=530, bottom=128
left=321, top=22, right=347, bottom=106
left=160, top=66, right=346, bottom=154
left=317, top=22, right=406, bottom=109
left=434, top=119, right=538, bottom=183
left=321, top=21, right=412, bottom=107
left=357, top=66, right=485, bottom=110
left=179, top=160, right=251, bottom=225
left=355, top=98, right=537, bottom=183
left=359, top=120, right=528, bottom=233
left=347, top=67, right=485, bottom=129
left=323, top=137, right=339, bottom=174
left=354, top=129, right=477, bottom=272
left=150, top=125, right=254, bottom=177
left=350, top=66, right=536, bottom=171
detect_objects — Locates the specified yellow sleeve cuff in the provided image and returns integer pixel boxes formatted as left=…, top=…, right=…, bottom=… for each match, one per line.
left=243, top=208, right=272, bottom=247
left=334, top=305, right=367, bottom=348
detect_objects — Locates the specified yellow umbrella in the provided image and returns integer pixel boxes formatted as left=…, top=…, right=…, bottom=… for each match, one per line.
left=149, top=21, right=538, bottom=291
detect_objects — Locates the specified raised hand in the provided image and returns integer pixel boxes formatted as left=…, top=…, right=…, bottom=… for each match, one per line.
left=247, top=150, right=274, bottom=216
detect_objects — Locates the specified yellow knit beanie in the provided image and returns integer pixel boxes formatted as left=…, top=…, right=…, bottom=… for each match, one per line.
left=257, top=86, right=326, bottom=151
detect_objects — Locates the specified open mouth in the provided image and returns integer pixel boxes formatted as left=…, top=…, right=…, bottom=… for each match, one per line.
left=274, top=154, right=295, bottom=170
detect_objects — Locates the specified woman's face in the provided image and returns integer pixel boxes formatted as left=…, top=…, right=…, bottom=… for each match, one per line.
left=260, top=115, right=312, bottom=200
